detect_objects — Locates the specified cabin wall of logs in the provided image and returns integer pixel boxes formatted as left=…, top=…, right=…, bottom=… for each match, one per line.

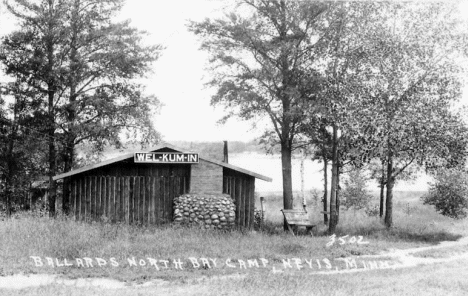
left=70, top=174, right=189, bottom=224
left=222, top=168, right=255, bottom=228
left=65, top=154, right=257, bottom=228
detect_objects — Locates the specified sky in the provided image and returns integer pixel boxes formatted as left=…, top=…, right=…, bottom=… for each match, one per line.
left=116, top=0, right=264, bottom=142
left=0, top=0, right=468, bottom=144
left=0, top=0, right=265, bottom=142
left=1, top=0, right=465, bottom=192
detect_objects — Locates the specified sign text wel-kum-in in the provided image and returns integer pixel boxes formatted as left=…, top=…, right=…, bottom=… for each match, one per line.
left=134, top=153, right=199, bottom=164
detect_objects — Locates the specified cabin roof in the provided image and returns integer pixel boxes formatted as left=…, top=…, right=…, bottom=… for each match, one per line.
left=53, top=143, right=272, bottom=182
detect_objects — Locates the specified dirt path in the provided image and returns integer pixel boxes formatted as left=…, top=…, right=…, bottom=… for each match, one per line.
left=1, top=236, right=468, bottom=289
left=313, top=236, right=468, bottom=275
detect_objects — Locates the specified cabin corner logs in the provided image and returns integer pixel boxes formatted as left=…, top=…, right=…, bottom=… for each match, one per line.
left=56, top=147, right=270, bottom=229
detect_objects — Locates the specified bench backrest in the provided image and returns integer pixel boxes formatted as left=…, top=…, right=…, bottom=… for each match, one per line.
left=281, top=209, right=311, bottom=225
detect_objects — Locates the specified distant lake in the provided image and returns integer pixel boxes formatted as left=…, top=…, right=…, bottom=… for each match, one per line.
left=100, top=149, right=430, bottom=194
left=229, top=152, right=431, bottom=193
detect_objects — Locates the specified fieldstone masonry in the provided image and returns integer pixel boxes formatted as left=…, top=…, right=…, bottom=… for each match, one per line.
left=173, top=193, right=236, bottom=229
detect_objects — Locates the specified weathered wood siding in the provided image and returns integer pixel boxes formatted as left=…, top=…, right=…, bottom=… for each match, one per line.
left=69, top=162, right=190, bottom=224
left=222, top=168, right=255, bottom=228
left=66, top=154, right=259, bottom=229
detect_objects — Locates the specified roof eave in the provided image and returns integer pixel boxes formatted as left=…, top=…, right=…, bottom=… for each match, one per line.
left=53, top=152, right=135, bottom=181
left=53, top=143, right=272, bottom=182
left=200, top=157, right=272, bottom=182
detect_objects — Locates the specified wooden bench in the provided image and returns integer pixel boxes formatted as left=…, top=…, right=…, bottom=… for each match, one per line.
left=280, top=209, right=316, bottom=236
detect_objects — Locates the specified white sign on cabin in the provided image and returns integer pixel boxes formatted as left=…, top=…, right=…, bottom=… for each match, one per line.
left=134, top=152, right=199, bottom=164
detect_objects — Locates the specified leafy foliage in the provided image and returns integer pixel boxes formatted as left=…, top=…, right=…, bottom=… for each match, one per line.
left=0, top=0, right=162, bottom=214
left=0, top=83, right=48, bottom=214
left=341, top=168, right=373, bottom=211
left=364, top=205, right=380, bottom=217
left=0, top=0, right=162, bottom=165
left=189, top=0, right=334, bottom=213
left=308, top=2, right=468, bottom=228
left=191, top=1, right=468, bottom=231
left=422, top=169, right=468, bottom=219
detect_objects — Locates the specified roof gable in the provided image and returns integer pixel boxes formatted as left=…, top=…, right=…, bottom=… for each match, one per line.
left=53, top=143, right=272, bottom=182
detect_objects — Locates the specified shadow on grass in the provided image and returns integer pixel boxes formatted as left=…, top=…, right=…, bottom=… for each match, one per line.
left=331, top=226, right=462, bottom=245
left=385, top=228, right=462, bottom=244
left=256, top=219, right=463, bottom=245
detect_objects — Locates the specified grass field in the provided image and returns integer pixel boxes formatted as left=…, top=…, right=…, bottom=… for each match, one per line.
left=1, top=190, right=468, bottom=295
left=257, top=190, right=467, bottom=238
left=3, top=261, right=468, bottom=296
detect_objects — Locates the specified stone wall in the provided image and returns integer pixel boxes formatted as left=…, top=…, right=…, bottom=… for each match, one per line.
left=189, top=160, right=223, bottom=194
left=173, top=193, right=236, bottom=229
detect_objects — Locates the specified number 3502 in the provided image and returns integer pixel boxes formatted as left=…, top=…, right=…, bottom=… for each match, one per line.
left=326, top=235, right=369, bottom=247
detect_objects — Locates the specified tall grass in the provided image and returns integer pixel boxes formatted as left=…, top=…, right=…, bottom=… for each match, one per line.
left=257, top=190, right=467, bottom=243
left=1, top=191, right=467, bottom=281
left=0, top=213, right=328, bottom=280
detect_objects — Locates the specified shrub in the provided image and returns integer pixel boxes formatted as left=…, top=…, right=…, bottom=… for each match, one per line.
left=364, top=205, right=380, bottom=217
left=422, top=168, right=468, bottom=219
left=341, top=168, right=373, bottom=211
left=253, top=208, right=263, bottom=229
left=309, top=188, right=321, bottom=207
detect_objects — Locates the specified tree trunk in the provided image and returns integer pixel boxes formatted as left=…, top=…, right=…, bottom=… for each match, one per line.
left=62, top=144, right=74, bottom=214
left=300, top=149, right=305, bottom=208
left=48, top=94, right=56, bottom=218
left=4, top=180, right=11, bottom=218
left=384, top=155, right=394, bottom=228
left=62, top=74, right=76, bottom=214
left=62, top=0, right=80, bottom=214
left=336, top=161, right=341, bottom=224
left=322, top=154, right=328, bottom=224
left=277, top=0, right=294, bottom=230
left=5, top=126, right=15, bottom=218
left=281, top=141, right=294, bottom=230
left=328, top=125, right=339, bottom=234
left=379, top=181, right=385, bottom=218
left=46, top=2, right=56, bottom=218
left=379, top=159, right=386, bottom=218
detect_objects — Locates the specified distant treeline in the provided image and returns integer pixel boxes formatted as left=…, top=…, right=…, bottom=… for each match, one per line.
left=77, top=140, right=268, bottom=166
left=171, top=140, right=265, bottom=161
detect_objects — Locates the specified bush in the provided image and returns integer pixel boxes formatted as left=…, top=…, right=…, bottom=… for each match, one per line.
left=253, top=208, right=264, bottom=230
left=422, top=168, right=468, bottom=219
left=341, top=168, right=373, bottom=211
left=309, top=188, right=321, bottom=207
left=364, top=205, right=380, bottom=217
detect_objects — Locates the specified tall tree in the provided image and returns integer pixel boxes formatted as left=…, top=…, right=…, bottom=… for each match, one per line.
left=1, top=0, right=161, bottom=215
left=357, top=2, right=468, bottom=227
left=2, top=0, right=69, bottom=217
left=189, top=1, right=330, bottom=227
left=303, top=2, right=382, bottom=233
left=0, top=77, right=48, bottom=215
left=309, top=2, right=468, bottom=230
left=306, top=120, right=332, bottom=225
left=57, top=0, right=161, bottom=213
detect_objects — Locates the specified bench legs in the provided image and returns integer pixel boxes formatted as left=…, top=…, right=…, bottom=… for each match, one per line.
left=287, top=224, right=296, bottom=236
